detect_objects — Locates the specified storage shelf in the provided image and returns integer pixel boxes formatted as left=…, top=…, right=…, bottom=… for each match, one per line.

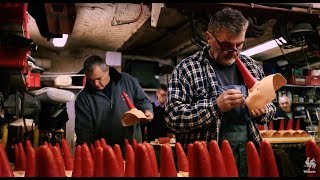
left=284, top=84, right=320, bottom=88
left=143, top=88, right=157, bottom=92
left=273, top=101, right=320, bottom=105
left=41, top=74, right=85, bottom=78
left=58, top=85, right=84, bottom=90
left=277, top=85, right=320, bottom=106
left=292, top=102, right=320, bottom=105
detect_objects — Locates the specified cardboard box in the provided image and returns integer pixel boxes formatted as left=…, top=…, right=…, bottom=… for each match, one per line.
left=288, top=75, right=306, bottom=85
left=306, top=76, right=320, bottom=86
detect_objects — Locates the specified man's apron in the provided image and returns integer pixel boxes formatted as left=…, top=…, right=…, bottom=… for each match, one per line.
left=218, top=84, right=250, bottom=177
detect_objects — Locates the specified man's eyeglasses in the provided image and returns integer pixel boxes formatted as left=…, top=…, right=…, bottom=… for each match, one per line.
left=210, top=32, right=244, bottom=53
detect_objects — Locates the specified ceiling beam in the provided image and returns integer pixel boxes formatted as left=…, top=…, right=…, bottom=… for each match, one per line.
left=138, top=21, right=191, bottom=58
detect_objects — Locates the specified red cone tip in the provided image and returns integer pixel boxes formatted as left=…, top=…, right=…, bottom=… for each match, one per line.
left=235, top=57, right=257, bottom=89
left=122, top=92, right=135, bottom=109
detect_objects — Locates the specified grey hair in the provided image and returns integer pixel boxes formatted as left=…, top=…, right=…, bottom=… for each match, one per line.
left=279, top=95, right=291, bottom=104
left=208, top=7, right=249, bottom=35
left=83, top=55, right=107, bottom=76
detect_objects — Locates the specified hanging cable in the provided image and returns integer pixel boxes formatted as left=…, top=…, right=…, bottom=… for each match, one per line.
left=273, top=19, right=319, bottom=67
left=246, top=16, right=270, bottom=38
left=189, top=13, right=208, bottom=48
left=272, top=20, right=300, bottom=66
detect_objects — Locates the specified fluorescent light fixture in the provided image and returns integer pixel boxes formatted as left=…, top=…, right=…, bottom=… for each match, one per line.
left=53, top=34, right=69, bottom=47
left=240, top=37, right=287, bottom=57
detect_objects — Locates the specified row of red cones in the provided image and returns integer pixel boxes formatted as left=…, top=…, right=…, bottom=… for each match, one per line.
left=258, top=119, right=301, bottom=131
left=1, top=137, right=319, bottom=177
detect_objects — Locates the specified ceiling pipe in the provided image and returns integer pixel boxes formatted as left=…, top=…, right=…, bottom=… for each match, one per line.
left=259, top=3, right=320, bottom=10
left=220, top=3, right=320, bottom=15
left=302, top=61, right=320, bottom=69
left=123, top=54, right=172, bottom=65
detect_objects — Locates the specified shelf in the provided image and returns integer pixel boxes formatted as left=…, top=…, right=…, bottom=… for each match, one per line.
left=292, top=102, right=320, bottom=105
left=143, top=88, right=157, bottom=92
left=40, top=74, right=85, bottom=78
left=284, top=84, right=320, bottom=88
left=58, top=85, right=84, bottom=90
left=57, top=87, right=156, bottom=91
left=273, top=101, right=320, bottom=105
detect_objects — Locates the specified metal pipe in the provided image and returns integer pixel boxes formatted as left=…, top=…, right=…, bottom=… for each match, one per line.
left=259, top=3, right=319, bottom=10
left=220, top=3, right=320, bottom=15
left=123, top=55, right=172, bottom=65
left=40, top=74, right=84, bottom=77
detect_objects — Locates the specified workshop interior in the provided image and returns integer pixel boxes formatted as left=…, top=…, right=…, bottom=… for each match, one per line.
left=0, top=2, right=319, bottom=177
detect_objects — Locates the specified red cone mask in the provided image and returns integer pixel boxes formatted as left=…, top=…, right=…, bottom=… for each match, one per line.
left=235, top=57, right=286, bottom=110
left=235, top=57, right=257, bottom=89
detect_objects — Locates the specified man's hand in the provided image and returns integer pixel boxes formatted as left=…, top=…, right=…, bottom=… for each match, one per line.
left=144, top=110, right=154, bottom=121
left=216, top=89, right=244, bottom=112
left=249, top=107, right=266, bottom=118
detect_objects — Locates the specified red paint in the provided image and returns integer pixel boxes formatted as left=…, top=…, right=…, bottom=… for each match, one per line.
left=94, top=147, right=104, bottom=177
left=175, top=142, right=188, bottom=172
left=144, top=142, right=159, bottom=176
left=103, top=145, right=123, bottom=177
left=122, top=92, right=135, bottom=109
left=235, top=57, right=257, bottom=89
left=160, top=143, right=177, bottom=177
left=95, top=139, right=101, bottom=148
left=61, top=138, right=74, bottom=170
left=221, top=140, right=238, bottom=177
left=100, top=138, right=108, bottom=149
left=134, top=143, right=153, bottom=177
left=18, top=143, right=26, bottom=171
left=90, top=143, right=95, bottom=159
left=14, top=144, right=20, bottom=171
left=25, top=145, right=36, bottom=177
left=305, top=139, right=320, bottom=177
left=187, top=143, right=195, bottom=177
left=113, top=144, right=125, bottom=176
left=81, top=143, right=94, bottom=176
left=209, top=140, right=226, bottom=176
left=72, top=145, right=82, bottom=177
left=193, top=141, right=212, bottom=177
left=247, top=141, right=261, bottom=177
left=37, top=145, right=60, bottom=176
left=0, top=143, right=14, bottom=176
left=125, top=144, right=135, bottom=177
left=260, top=140, right=279, bottom=176
left=51, top=146, right=65, bottom=176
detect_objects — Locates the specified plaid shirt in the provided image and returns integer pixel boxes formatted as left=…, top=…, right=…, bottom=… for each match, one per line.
left=164, top=45, right=276, bottom=150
